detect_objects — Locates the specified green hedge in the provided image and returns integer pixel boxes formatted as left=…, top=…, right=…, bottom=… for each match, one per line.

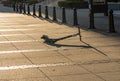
left=58, top=1, right=88, bottom=9
left=108, top=0, right=120, bottom=2
left=66, top=0, right=84, bottom=1
left=26, top=0, right=38, bottom=4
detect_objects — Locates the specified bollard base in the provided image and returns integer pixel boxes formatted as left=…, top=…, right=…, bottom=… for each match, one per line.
left=88, top=26, right=96, bottom=29
left=107, top=30, right=117, bottom=33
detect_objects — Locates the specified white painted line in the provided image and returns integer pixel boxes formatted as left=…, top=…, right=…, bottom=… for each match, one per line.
left=0, top=48, right=80, bottom=54
left=0, top=59, right=119, bottom=71
left=0, top=63, right=76, bottom=71
left=0, top=40, right=40, bottom=44
left=0, top=33, right=38, bottom=36
left=0, top=29, right=34, bottom=31
left=0, top=24, right=46, bottom=27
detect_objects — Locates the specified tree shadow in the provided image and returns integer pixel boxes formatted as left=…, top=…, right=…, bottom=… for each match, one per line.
left=44, top=42, right=92, bottom=48
left=41, top=34, right=108, bottom=56
left=41, top=34, right=92, bottom=48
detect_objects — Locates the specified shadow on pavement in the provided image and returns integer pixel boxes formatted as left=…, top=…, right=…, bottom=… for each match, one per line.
left=44, top=42, right=92, bottom=48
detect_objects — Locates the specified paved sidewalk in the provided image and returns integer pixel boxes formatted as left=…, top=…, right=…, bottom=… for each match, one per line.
left=0, top=5, right=120, bottom=81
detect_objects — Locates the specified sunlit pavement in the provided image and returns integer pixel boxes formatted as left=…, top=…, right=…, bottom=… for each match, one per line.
left=0, top=4, right=120, bottom=81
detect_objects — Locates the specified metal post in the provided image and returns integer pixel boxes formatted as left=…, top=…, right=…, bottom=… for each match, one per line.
left=104, top=0, right=108, bottom=16
left=45, top=6, right=49, bottom=19
left=33, top=4, right=36, bottom=16
left=38, top=5, right=42, bottom=17
left=16, top=4, right=18, bottom=12
left=109, top=9, right=116, bottom=33
left=89, top=9, right=95, bottom=29
left=73, top=8, right=78, bottom=26
left=19, top=3, right=22, bottom=13
left=62, top=7, right=66, bottom=23
left=13, top=3, right=15, bottom=11
left=53, top=6, right=57, bottom=21
left=27, top=4, right=30, bottom=15
left=23, top=4, right=26, bottom=14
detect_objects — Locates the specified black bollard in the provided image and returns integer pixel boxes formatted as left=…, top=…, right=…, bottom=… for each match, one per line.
left=23, top=4, right=26, bottom=14
left=27, top=4, right=30, bottom=15
left=89, top=9, right=95, bottom=29
left=16, top=4, right=18, bottom=12
left=45, top=6, right=49, bottom=19
left=13, top=3, right=15, bottom=11
left=14, top=3, right=16, bottom=12
left=19, top=3, right=22, bottom=13
left=38, top=5, right=42, bottom=17
left=53, top=6, right=57, bottom=21
left=73, top=8, right=78, bottom=26
left=33, top=4, right=36, bottom=16
left=62, top=7, right=66, bottom=23
left=109, top=9, right=116, bottom=33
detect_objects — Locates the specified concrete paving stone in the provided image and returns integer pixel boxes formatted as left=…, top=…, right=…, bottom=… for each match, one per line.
left=54, top=37, right=84, bottom=45
left=39, top=31, right=77, bottom=39
left=7, top=77, right=51, bottom=81
left=23, top=51, right=61, bottom=58
left=20, top=30, right=44, bottom=34
left=97, top=47, right=120, bottom=59
left=97, top=71, right=120, bottom=81
left=0, top=27, right=13, bottom=29
left=27, top=54, right=71, bottom=64
left=41, top=38, right=86, bottom=49
left=48, top=28, right=77, bottom=33
left=103, top=52, right=120, bottom=60
left=84, top=38, right=120, bottom=47
left=0, top=13, right=23, bottom=17
left=29, top=34, right=45, bottom=40
left=5, top=35, right=34, bottom=41
left=46, top=42, right=88, bottom=49
left=0, top=53, right=26, bottom=59
left=49, top=74, right=105, bottom=81
left=43, top=33, right=79, bottom=39
left=0, top=68, right=45, bottom=79
left=83, top=35, right=120, bottom=41
left=0, top=53, right=32, bottom=66
left=35, top=24, right=75, bottom=30
left=0, top=23, right=22, bottom=25
left=81, top=31, right=107, bottom=38
left=0, top=28, right=37, bottom=33
left=98, top=46, right=120, bottom=53
left=82, top=62, right=120, bottom=73
left=0, top=43, right=17, bottom=51
left=12, top=25, right=45, bottom=29
left=58, top=49, right=109, bottom=63
left=0, top=36, right=8, bottom=41
left=13, top=41, right=48, bottom=50
left=40, top=65, right=89, bottom=77
left=0, top=31, right=23, bottom=35
left=90, top=42, right=120, bottom=48
left=50, top=41, right=84, bottom=47
left=47, top=30, right=78, bottom=35
left=15, top=20, right=47, bottom=25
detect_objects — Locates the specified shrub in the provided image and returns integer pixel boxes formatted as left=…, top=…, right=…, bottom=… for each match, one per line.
left=66, top=0, right=84, bottom=1
left=26, top=0, right=38, bottom=4
left=108, top=0, right=120, bottom=2
left=58, top=1, right=88, bottom=9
